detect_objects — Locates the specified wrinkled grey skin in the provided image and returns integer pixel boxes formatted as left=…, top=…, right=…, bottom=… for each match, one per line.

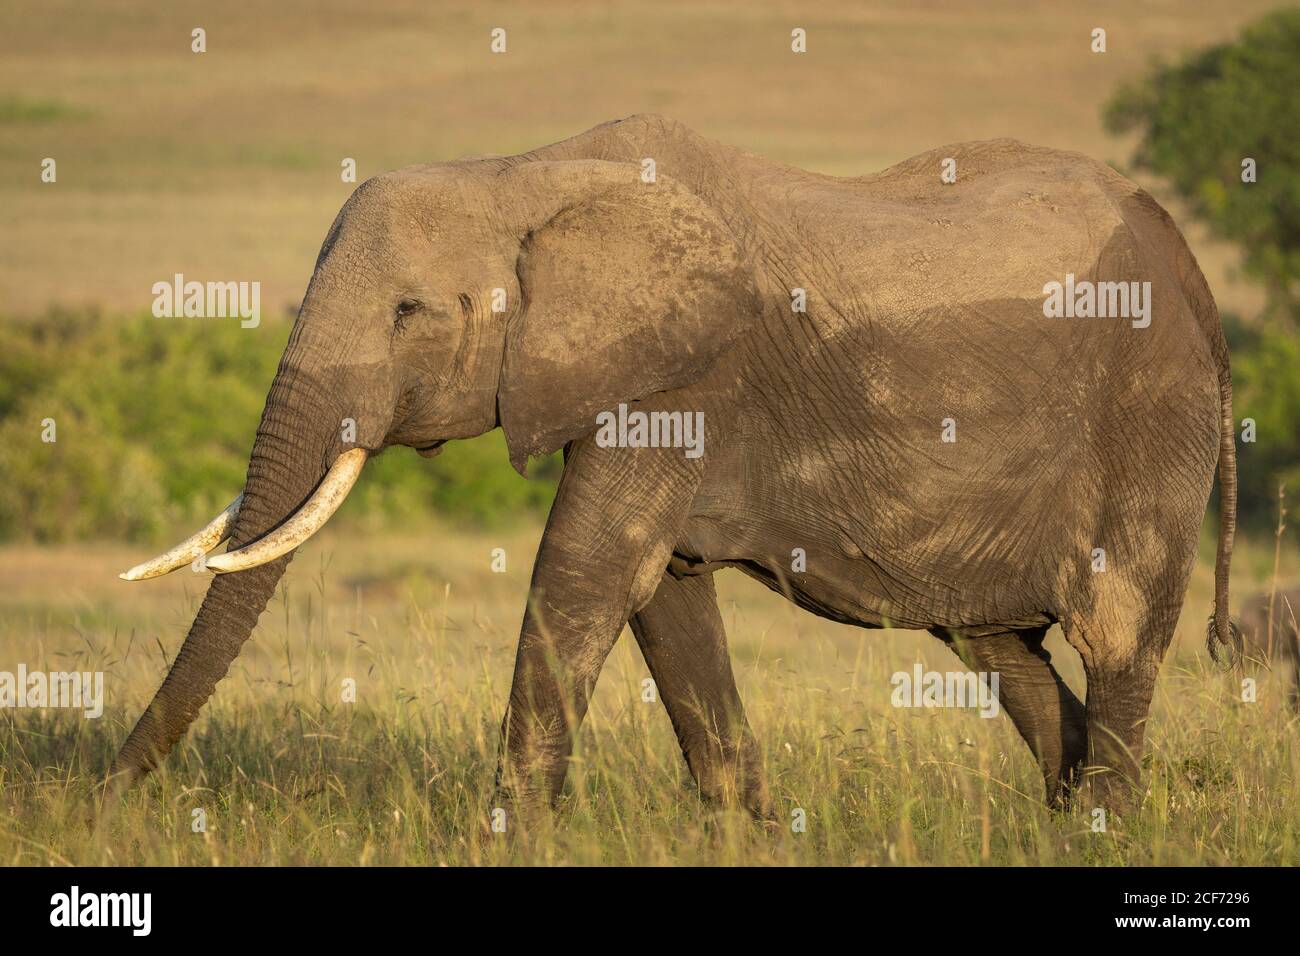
left=1238, top=587, right=1300, bottom=708
left=110, top=115, right=1240, bottom=817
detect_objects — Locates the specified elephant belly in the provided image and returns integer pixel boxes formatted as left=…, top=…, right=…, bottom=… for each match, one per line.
left=677, top=502, right=1059, bottom=635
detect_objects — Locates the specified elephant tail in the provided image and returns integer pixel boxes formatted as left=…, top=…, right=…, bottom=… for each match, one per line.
left=1207, top=367, right=1243, bottom=666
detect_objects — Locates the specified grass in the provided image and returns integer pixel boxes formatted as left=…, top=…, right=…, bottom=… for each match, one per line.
left=0, top=95, right=89, bottom=124
left=1, top=521, right=1296, bottom=865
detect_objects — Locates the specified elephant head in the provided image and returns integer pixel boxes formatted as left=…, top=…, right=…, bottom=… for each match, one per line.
left=110, top=157, right=758, bottom=788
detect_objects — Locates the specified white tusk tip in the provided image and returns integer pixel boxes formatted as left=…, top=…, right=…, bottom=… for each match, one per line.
left=114, top=493, right=243, bottom=583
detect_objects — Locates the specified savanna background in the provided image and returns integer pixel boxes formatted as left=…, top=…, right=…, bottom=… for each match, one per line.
left=1, top=0, right=1297, bottom=865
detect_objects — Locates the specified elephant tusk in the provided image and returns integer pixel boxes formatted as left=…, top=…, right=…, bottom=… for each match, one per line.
left=119, top=495, right=244, bottom=581
left=204, top=448, right=367, bottom=574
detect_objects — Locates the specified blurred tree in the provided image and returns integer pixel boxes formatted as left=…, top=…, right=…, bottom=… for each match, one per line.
left=0, top=311, right=558, bottom=543
left=1105, top=7, right=1300, bottom=311
left=1105, top=8, right=1300, bottom=529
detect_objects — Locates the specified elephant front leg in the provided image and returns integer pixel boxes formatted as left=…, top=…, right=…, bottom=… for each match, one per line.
left=630, top=570, right=773, bottom=820
left=496, top=588, right=628, bottom=810
left=494, top=440, right=701, bottom=815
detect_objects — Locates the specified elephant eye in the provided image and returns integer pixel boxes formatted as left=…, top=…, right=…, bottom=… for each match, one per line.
left=395, top=299, right=421, bottom=318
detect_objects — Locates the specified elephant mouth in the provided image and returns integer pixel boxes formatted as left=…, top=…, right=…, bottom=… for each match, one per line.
left=415, top=440, right=447, bottom=458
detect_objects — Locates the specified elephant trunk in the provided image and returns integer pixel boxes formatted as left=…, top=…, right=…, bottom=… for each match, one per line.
left=108, top=364, right=342, bottom=791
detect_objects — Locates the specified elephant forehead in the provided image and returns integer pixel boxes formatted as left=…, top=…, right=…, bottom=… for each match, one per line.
left=333, top=171, right=502, bottom=251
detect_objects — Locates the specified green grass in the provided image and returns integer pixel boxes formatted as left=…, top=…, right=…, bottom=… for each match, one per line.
left=0, top=95, right=89, bottom=124
left=1, top=523, right=1295, bottom=865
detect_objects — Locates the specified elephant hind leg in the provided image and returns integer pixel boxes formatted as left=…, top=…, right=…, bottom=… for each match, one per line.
left=1061, top=606, right=1176, bottom=818
left=630, top=570, right=773, bottom=821
left=932, top=626, right=1087, bottom=808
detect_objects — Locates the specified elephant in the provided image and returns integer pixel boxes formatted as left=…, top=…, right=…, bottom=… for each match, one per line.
left=112, top=114, right=1241, bottom=819
left=1237, top=586, right=1300, bottom=708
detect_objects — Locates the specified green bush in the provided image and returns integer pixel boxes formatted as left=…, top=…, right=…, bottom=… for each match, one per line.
left=1223, top=314, right=1300, bottom=520
left=0, top=310, right=557, bottom=542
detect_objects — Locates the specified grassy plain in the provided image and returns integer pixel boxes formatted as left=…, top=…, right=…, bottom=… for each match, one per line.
left=0, top=0, right=1279, bottom=318
left=0, top=524, right=1296, bottom=865
left=1, top=1, right=1295, bottom=865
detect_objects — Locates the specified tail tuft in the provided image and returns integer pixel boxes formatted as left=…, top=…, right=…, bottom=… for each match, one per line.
left=1206, top=610, right=1243, bottom=668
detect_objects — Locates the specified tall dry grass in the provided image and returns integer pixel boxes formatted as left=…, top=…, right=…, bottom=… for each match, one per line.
left=1, top=521, right=1296, bottom=865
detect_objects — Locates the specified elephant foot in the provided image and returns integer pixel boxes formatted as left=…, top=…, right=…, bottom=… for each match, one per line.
left=697, top=782, right=776, bottom=826
left=1043, top=734, right=1089, bottom=811
left=1077, top=766, right=1144, bottom=823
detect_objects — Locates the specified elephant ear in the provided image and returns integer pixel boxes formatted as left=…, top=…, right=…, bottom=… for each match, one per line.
left=497, top=160, right=759, bottom=473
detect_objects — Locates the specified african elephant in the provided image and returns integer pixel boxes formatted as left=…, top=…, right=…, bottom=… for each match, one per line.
left=112, top=114, right=1241, bottom=818
left=1238, top=586, right=1300, bottom=708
